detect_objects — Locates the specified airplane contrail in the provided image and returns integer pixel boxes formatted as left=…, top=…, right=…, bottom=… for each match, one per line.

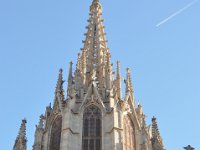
left=156, top=0, right=199, bottom=27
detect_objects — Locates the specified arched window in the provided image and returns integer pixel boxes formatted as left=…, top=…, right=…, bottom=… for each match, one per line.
left=50, top=116, right=62, bottom=150
left=82, top=105, right=102, bottom=150
left=123, top=115, right=136, bottom=150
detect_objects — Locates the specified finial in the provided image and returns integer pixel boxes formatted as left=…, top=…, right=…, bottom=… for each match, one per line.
left=38, top=114, right=44, bottom=129
left=152, top=116, right=156, bottom=122
left=127, top=67, right=131, bottom=74
left=22, top=118, right=27, bottom=123
left=90, top=0, right=102, bottom=12
left=59, top=68, right=63, bottom=80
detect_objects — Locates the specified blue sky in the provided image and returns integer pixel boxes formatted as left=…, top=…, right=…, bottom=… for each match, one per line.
left=0, top=0, right=199, bottom=149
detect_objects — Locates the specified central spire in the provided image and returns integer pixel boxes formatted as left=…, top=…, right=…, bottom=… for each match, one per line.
left=75, top=0, right=110, bottom=91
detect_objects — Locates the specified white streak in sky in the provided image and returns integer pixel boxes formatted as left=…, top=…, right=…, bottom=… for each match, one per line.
left=156, top=0, right=199, bottom=27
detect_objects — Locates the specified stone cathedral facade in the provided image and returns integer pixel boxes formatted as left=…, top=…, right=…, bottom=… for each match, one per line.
left=13, top=0, right=166, bottom=150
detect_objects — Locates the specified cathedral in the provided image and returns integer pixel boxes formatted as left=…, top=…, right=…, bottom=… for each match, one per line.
left=13, top=0, right=169, bottom=150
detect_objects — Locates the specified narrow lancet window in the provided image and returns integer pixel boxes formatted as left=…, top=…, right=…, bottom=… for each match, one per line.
left=50, top=116, right=62, bottom=150
left=82, top=105, right=102, bottom=150
left=123, top=115, right=136, bottom=150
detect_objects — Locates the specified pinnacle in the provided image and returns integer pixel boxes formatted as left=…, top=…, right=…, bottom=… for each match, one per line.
left=15, top=118, right=27, bottom=144
left=151, top=116, right=164, bottom=149
left=116, top=62, right=120, bottom=79
left=56, top=68, right=64, bottom=93
left=13, top=119, right=27, bottom=150
left=151, top=116, right=162, bottom=139
left=54, top=68, right=65, bottom=107
left=19, top=119, right=27, bottom=138
left=38, top=115, right=44, bottom=129
left=68, top=61, right=73, bottom=84
left=116, top=61, right=122, bottom=99
left=152, top=116, right=159, bottom=133
left=126, top=68, right=133, bottom=93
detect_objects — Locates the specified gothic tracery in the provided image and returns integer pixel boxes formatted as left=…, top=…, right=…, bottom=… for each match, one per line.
left=82, top=105, right=102, bottom=150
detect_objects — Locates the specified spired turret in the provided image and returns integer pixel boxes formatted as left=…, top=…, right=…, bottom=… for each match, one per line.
left=64, top=0, right=117, bottom=111
left=33, top=115, right=44, bottom=150
left=151, top=117, right=165, bottom=150
left=53, top=68, right=65, bottom=113
left=73, top=0, right=110, bottom=92
left=13, top=119, right=27, bottom=150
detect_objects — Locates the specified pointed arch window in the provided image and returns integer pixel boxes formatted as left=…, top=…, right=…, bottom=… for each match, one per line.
left=50, top=116, right=62, bottom=150
left=123, top=115, right=136, bottom=150
left=82, top=105, right=102, bottom=150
